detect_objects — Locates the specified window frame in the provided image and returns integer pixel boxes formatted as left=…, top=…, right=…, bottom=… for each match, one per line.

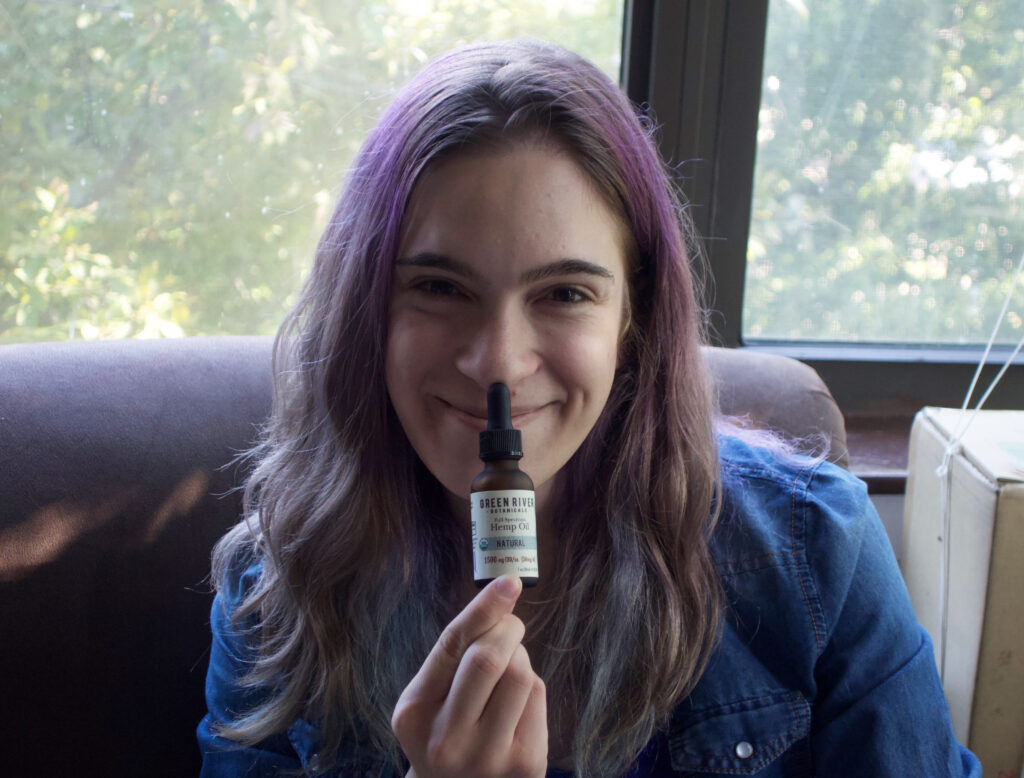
left=621, top=0, right=1023, bottom=420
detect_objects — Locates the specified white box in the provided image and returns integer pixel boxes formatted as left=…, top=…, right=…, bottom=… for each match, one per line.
left=902, top=407, right=1024, bottom=775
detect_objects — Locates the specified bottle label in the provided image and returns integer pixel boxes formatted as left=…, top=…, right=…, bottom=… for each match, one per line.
left=470, top=489, right=539, bottom=581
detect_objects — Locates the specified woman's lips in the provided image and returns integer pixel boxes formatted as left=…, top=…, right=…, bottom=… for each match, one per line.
left=441, top=398, right=546, bottom=431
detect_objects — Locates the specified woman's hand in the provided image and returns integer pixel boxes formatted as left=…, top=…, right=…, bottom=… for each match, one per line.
left=392, top=575, right=548, bottom=778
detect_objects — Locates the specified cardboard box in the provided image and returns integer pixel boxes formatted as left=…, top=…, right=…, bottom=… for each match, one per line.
left=902, top=407, right=1024, bottom=775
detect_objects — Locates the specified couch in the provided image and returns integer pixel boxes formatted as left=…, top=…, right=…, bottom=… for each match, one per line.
left=0, top=336, right=847, bottom=776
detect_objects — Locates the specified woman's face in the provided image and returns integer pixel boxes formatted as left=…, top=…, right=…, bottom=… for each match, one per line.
left=385, top=142, right=630, bottom=514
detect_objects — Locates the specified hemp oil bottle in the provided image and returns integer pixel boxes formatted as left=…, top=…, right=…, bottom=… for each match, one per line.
left=470, top=382, right=539, bottom=588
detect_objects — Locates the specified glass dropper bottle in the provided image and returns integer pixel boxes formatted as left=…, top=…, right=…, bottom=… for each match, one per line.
left=470, top=382, right=539, bottom=588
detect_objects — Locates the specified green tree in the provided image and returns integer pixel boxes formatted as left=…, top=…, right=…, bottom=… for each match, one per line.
left=0, top=0, right=622, bottom=342
left=746, top=0, right=1024, bottom=343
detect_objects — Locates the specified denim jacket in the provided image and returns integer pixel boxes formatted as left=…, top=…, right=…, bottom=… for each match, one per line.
left=198, top=435, right=981, bottom=776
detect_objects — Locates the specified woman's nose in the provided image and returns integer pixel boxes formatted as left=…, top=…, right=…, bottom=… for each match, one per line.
left=454, top=302, right=540, bottom=390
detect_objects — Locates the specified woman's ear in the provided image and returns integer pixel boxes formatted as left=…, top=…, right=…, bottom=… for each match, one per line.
left=617, top=262, right=637, bottom=368
left=617, top=233, right=640, bottom=368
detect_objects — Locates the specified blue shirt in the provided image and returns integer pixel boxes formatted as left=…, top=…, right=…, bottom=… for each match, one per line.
left=198, top=435, right=981, bottom=776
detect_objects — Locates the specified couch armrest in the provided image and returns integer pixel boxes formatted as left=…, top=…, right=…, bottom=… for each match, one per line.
left=704, top=346, right=849, bottom=469
left=0, top=336, right=272, bottom=775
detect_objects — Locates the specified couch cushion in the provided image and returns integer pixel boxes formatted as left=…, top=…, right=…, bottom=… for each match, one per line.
left=0, top=336, right=845, bottom=775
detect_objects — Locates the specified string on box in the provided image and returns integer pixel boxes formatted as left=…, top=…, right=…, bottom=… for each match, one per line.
left=935, top=247, right=1024, bottom=685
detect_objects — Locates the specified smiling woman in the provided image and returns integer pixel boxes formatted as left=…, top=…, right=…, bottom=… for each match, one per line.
left=199, top=39, right=721, bottom=777
left=197, top=39, right=979, bottom=778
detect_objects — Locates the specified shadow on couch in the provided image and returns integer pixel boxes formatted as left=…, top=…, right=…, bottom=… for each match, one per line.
left=0, top=336, right=846, bottom=777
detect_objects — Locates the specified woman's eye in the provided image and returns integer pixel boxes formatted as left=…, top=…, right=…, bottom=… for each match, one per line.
left=546, top=286, right=589, bottom=304
left=414, top=278, right=461, bottom=297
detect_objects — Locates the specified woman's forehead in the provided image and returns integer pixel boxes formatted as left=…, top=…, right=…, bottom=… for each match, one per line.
left=399, top=142, right=634, bottom=269
left=396, top=145, right=628, bottom=277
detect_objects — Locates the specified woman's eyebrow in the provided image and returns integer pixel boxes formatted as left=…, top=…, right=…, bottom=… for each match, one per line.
left=396, top=252, right=480, bottom=280
left=396, top=253, right=615, bottom=283
left=520, top=258, right=615, bottom=284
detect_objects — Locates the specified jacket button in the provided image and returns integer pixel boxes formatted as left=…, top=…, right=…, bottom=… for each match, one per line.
left=735, top=740, right=754, bottom=759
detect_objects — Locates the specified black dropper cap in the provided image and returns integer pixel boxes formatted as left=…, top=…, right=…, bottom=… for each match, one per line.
left=479, top=382, right=523, bottom=461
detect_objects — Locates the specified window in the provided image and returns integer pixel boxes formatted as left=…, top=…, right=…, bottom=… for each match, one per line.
left=6, top=0, right=1021, bottom=417
left=1, top=0, right=623, bottom=343
left=746, top=0, right=1024, bottom=345
left=629, top=0, right=1023, bottom=418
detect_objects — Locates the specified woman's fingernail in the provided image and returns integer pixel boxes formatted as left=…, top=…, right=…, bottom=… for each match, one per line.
left=496, top=575, right=522, bottom=599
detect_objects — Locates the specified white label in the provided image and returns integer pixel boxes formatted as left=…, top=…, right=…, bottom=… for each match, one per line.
left=470, top=489, right=539, bottom=581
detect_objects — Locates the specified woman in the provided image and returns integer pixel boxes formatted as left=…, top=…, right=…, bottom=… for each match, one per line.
left=198, top=40, right=978, bottom=777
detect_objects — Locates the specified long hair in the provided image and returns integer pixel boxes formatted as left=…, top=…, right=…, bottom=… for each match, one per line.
left=211, top=39, right=722, bottom=777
